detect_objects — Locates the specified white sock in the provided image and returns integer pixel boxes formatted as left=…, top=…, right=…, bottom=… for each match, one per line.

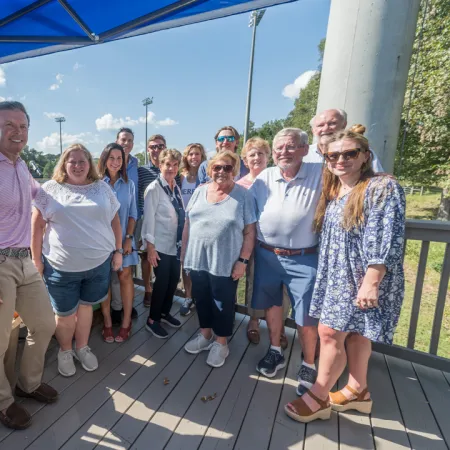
left=302, top=361, right=316, bottom=370
left=270, top=345, right=282, bottom=354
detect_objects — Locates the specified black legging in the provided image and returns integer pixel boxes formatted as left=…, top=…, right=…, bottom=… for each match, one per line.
left=149, top=252, right=180, bottom=322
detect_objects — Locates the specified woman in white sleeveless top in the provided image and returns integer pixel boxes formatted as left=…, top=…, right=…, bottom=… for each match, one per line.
left=179, top=143, right=207, bottom=316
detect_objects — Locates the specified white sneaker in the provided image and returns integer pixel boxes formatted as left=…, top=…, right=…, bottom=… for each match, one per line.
left=58, top=349, right=76, bottom=377
left=207, top=342, right=229, bottom=368
left=74, top=346, right=98, bottom=372
left=184, top=333, right=214, bottom=354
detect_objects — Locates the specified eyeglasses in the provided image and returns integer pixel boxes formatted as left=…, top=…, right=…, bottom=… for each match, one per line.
left=212, top=164, right=233, bottom=173
left=217, top=136, right=236, bottom=143
left=67, top=160, right=87, bottom=166
left=273, top=145, right=299, bottom=154
left=323, top=148, right=363, bottom=162
left=149, top=144, right=166, bottom=150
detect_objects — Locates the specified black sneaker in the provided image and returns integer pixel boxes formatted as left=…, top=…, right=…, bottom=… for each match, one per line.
left=145, top=320, right=169, bottom=339
left=180, top=298, right=194, bottom=316
left=111, top=309, right=122, bottom=325
left=161, top=313, right=181, bottom=328
left=296, top=364, right=317, bottom=396
left=256, top=348, right=286, bottom=378
left=131, top=307, right=138, bottom=319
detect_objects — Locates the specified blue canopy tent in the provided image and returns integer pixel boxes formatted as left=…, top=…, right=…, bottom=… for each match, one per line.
left=0, top=0, right=295, bottom=64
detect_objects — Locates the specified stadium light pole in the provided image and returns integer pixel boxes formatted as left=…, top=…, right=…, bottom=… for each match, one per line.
left=244, top=9, right=265, bottom=144
left=55, top=117, right=66, bottom=155
left=142, top=97, right=154, bottom=164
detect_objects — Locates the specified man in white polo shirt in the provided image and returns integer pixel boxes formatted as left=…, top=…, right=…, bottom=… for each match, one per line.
left=250, top=128, right=322, bottom=395
left=303, top=108, right=384, bottom=172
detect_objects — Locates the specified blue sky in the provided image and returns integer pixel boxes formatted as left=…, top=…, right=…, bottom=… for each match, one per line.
left=0, top=0, right=330, bottom=157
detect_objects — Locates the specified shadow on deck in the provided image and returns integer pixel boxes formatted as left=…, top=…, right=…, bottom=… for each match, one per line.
left=1, top=286, right=450, bottom=450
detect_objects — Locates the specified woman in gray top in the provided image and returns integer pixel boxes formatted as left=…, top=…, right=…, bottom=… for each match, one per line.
left=181, top=151, right=256, bottom=368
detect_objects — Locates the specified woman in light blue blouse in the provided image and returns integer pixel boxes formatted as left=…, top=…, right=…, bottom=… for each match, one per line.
left=97, top=143, right=139, bottom=343
left=285, top=129, right=405, bottom=424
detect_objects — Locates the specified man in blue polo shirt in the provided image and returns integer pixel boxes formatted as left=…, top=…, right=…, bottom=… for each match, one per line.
left=250, top=127, right=322, bottom=396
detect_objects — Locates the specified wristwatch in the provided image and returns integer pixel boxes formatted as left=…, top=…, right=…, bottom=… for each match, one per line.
left=238, top=257, right=249, bottom=265
left=114, top=248, right=124, bottom=254
left=125, top=234, right=133, bottom=239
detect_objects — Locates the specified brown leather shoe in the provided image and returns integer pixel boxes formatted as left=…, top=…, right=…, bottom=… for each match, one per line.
left=16, top=383, right=58, bottom=404
left=0, top=402, right=31, bottom=430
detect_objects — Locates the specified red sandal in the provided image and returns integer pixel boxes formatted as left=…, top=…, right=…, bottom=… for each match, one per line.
left=102, top=326, right=114, bottom=344
left=115, top=324, right=132, bottom=343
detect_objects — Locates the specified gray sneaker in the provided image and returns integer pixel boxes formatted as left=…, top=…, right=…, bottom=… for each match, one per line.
left=74, top=346, right=98, bottom=372
left=58, top=349, right=76, bottom=377
left=180, top=297, right=194, bottom=316
left=184, top=333, right=214, bottom=354
left=206, top=342, right=229, bottom=368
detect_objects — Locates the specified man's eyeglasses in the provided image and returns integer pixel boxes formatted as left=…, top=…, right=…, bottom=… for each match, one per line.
left=212, top=164, right=233, bottom=173
left=273, top=145, right=299, bottom=154
left=148, top=144, right=166, bottom=150
left=323, top=148, right=363, bottom=162
left=217, top=136, right=236, bottom=143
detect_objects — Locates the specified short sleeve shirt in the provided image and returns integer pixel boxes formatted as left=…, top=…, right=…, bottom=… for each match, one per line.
left=183, top=183, right=256, bottom=277
left=33, top=180, right=120, bottom=272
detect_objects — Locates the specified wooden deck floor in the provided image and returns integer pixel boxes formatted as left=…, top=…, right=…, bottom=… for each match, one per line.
left=1, top=287, right=450, bottom=450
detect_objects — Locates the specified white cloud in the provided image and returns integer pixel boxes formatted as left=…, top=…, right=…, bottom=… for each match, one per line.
left=36, top=131, right=102, bottom=153
left=73, top=62, right=83, bottom=71
left=0, top=96, right=5, bottom=102
left=0, top=67, right=5, bottom=86
left=156, top=118, right=178, bottom=127
left=19, top=95, right=26, bottom=101
left=44, top=112, right=65, bottom=119
left=49, top=73, right=64, bottom=91
left=282, top=70, right=318, bottom=99
left=95, top=111, right=178, bottom=131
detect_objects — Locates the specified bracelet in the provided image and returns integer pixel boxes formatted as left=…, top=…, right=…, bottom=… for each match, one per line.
left=125, top=234, right=133, bottom=239
left=238, top=257, right=249, bottom=265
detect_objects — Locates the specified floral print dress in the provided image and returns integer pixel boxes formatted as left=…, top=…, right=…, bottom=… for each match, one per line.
left=309, top=176, right=406, bottom=344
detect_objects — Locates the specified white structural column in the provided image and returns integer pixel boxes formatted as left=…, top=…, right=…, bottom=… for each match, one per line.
left=316, top=0, right=421, bottom=172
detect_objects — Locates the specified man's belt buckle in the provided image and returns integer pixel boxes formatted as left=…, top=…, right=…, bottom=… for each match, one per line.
left=274, top=248, right=289, bottom=256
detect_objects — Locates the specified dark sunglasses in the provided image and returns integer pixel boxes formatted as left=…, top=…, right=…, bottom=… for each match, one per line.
left=149, top=144, right=166, bottom=150
left=212, top=164, right=234, bottom=173
left=323, top=148, right=363, bottom=162
left=216, top=136, right=236, bottom=143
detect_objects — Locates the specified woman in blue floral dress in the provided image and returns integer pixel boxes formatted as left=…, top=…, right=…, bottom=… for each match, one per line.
left=285, top=128, right=405, bottom=424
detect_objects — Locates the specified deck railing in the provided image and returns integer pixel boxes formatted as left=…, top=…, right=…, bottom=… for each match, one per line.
left=134, top=219, right=450, bottom=372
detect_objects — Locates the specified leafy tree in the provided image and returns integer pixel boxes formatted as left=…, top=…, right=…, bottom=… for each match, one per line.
left=43, top=160, right=56, bottom=179
left=135, top=152, right=146, bottom=167
left=394, top=0, right=450, bottom=218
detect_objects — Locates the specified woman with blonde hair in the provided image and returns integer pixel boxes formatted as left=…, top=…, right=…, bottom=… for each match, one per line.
left=179, top=143, right=206, bottom=316
left=284, top=129, right=406, bottom=423
left=182, top=150, right=256, bottom=368
left=142, top=149, right=185, bottom=338
left=32, top=144, right=123, bottom=377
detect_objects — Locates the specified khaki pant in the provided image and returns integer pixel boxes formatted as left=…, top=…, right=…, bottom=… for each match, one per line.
left=0, top=255, right=55, bottom=411
left=245, top=254, right=291, bottom=320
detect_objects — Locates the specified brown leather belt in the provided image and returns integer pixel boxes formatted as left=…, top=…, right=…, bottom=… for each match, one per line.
left=258, top=241, right=318, bottom=257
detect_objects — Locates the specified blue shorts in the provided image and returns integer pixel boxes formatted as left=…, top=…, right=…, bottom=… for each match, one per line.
left=251, top=244, right=319, bottom=327
left=43, top=255, right=112, bottom=317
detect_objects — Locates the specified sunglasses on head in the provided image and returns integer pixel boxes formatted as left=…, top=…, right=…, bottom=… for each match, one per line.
left=217, top=136, right=236, bottom=143
left=323, top=148, right=363, bottom=162
left=212, top=164, right=233, bottom=173
left=149, top=144, right=166, bottom=150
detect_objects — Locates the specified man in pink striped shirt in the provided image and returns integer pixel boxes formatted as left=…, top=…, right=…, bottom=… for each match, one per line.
left=0, top=102, right=57, bottom=430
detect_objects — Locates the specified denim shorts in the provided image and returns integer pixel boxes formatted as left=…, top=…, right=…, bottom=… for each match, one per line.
left=251, top=244, right=319, bottom=327
left=43, top=255, right=112, bottom=317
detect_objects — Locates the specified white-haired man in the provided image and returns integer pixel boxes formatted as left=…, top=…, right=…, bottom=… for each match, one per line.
left=303, top=108, right=383, bottom=172
left=249, top=128, right=322, bottom=395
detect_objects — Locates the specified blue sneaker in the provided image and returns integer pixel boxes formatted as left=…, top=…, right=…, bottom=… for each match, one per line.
left=180, top=297, right=194, bottom=316
left=256, top=348, right=286, bottom=378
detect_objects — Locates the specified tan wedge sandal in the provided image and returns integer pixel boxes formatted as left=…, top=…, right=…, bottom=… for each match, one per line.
left=329, top=385, right=372, bottom=414
left=284, top=390, right=331, bottom=423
